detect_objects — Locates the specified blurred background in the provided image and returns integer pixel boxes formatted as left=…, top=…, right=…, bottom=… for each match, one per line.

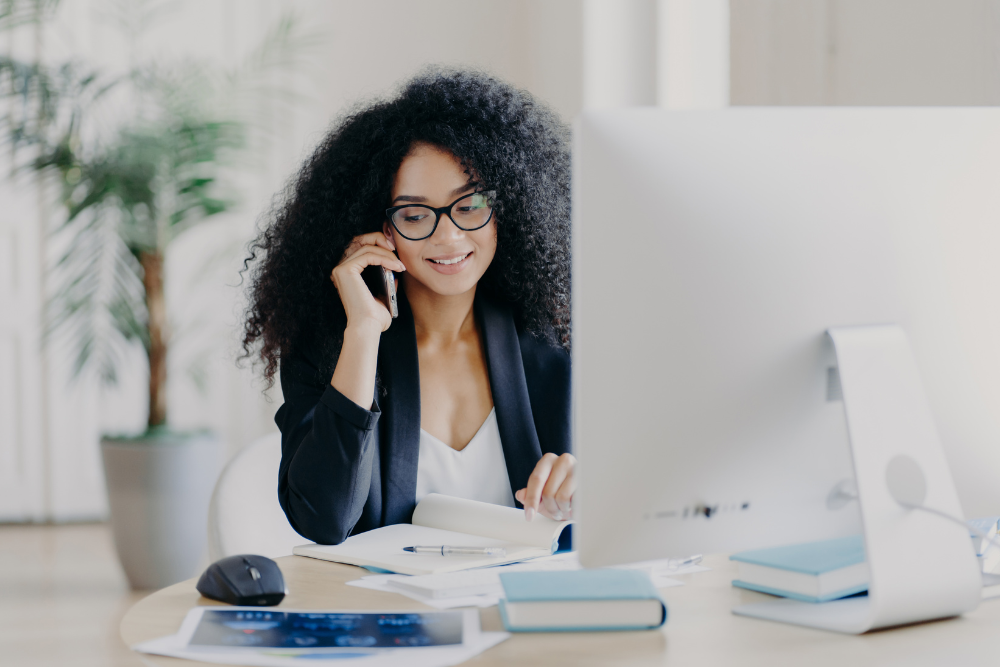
left=1, top=0, right=1000, bottom=664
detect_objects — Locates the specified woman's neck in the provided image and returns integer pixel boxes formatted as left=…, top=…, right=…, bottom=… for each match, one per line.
left=403, top=275, right=478, bottom=346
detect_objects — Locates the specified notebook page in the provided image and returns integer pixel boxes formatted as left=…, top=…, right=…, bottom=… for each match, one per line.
left=412, top=494, right=571, bottom=551
left=293, top=523, right=549, bottom=575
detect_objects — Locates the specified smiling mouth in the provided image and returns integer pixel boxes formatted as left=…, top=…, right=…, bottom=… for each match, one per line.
left=428, top=252, right=472, bottom=265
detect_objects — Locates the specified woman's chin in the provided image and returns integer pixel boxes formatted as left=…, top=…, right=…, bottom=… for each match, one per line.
left=406, top=270, right=481, bottom=298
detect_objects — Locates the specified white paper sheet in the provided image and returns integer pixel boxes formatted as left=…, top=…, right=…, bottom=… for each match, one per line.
left=614, top=558, right=711, bottom=578
left=344, top=552, right=698, bottom=608
left=294, top=524, right=550, bottom=576
left=346, top=576, right=500, bottom=609
left=649, top=574, right=688, bottom=588
left=412, top=494, right=570, bottom=550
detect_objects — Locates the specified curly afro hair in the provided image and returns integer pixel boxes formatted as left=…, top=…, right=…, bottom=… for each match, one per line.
left=241, top=68, right=571, bottom=386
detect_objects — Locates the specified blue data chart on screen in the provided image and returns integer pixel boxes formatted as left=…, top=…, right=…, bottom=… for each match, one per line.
left=189, top=609, right=463, bottom=649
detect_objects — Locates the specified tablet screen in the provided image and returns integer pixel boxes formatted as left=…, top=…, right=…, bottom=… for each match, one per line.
left=188, top=609, right=463, bottom=649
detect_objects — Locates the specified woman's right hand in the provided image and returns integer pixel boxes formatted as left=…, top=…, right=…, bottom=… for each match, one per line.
left=331, top=232, right=406, bottom=334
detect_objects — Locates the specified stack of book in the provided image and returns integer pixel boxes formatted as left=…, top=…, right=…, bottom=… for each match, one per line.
left=733, top=519, right=1000, bottom=602
left=730, top=535, right=868, bottom=602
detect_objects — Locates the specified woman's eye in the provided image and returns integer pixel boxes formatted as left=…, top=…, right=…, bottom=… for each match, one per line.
left=403, top=214, right=427, bottom=223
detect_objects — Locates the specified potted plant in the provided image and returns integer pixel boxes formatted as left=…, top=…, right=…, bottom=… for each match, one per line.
left=1, top=3, right=302, bottom=588
left=77, top=109, right=241, bottom=590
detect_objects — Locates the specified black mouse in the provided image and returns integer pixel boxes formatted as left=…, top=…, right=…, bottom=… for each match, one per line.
left=197, top=554, right=286, bottom=606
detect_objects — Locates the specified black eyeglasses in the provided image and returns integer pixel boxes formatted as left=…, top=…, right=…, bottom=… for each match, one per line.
left=386, top=191, right=496, bottom=241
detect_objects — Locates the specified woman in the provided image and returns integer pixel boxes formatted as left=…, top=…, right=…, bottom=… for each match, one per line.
left=242, top=69, right=574, bottom=545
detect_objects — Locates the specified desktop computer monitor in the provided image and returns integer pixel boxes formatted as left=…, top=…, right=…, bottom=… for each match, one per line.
left=572, top=109, right=1000, bottom=631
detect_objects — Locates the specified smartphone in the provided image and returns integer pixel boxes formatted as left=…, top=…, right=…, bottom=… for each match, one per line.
left=361, top=264, right=398, bottom=319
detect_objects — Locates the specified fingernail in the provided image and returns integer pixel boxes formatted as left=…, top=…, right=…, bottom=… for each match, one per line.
left=386, top=236, right=395, bottom=250
left=552, top=511, right=563, bottom=521
left=525, top=506, right=535, bottom=522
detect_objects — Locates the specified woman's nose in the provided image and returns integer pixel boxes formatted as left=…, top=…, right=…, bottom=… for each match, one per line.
left=432, top=213, right=466, bottom=243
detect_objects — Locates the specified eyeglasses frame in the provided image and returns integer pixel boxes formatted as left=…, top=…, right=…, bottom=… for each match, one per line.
left=385, top=190, right=497, bottom=241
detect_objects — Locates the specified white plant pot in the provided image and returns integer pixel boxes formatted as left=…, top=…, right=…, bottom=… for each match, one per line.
left=101, top=432, right=222, bottom=590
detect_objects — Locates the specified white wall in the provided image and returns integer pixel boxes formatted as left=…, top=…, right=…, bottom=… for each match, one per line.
left=581, top=0, right=730, bottom=110
left=731, top=0, right=1000, bottom=105
left=583, top=0, right=658, bottom=108
left=658, top=0, right=730, bottom=108
left=0, top=173, right=48, bottom=522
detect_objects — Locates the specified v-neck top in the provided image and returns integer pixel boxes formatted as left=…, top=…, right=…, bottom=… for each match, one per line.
left=414, top=408, right=516, bottom=508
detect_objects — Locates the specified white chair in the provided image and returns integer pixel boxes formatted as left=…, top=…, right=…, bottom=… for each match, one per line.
left=207, top=432, right=311, bottom=561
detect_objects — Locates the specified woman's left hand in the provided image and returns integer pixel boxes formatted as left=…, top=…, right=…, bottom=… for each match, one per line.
left=515, top=453, right=576, bottom=522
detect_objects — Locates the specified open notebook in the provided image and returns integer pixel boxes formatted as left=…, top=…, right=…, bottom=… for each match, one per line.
left=293, top=494, right=573, bottom=576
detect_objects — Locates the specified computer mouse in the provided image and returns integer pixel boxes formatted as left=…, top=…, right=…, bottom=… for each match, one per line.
left=196, top=554, right=287, bottom=606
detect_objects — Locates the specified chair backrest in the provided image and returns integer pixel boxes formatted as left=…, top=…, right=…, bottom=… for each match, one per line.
left=207, top=432, right=311, bottom=561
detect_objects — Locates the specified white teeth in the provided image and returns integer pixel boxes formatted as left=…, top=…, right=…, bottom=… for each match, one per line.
left=430, top=253, right=470, bottom=265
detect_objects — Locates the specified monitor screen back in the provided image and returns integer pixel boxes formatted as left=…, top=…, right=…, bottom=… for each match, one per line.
left=573, top=108, right=1000, bottom=567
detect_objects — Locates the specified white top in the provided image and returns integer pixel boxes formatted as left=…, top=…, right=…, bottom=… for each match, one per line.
left=415, top=408, right=516, bottom=508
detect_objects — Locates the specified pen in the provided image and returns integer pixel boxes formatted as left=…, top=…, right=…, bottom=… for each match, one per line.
left=666, top=554, right=703, bottom=570
left=402, top=546, right=507, bottom=556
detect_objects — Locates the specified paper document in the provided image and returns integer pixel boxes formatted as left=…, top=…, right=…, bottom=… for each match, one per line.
left=614, top=557, right=711, bottom=581
left=347, top=576, right=501, bottom=609
left=294, top=494, right=572, bottom=575
left=345, top=552, right=700, bottom=608
left=132, top=607, right=508, bottom=667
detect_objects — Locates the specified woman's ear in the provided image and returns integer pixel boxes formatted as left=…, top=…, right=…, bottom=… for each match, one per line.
left=382, top=222, right=396, bottom=250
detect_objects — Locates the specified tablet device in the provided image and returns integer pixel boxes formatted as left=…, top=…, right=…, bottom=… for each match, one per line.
left=176, top=608, right=467, bottom=650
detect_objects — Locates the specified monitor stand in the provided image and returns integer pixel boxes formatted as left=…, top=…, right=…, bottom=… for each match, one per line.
left=733, top=325, right=982, bottom=633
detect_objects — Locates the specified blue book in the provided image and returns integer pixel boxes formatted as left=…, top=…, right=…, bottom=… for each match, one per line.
left=497, top=569, right=667, bottom=632
left=729, top=535, right=868, bottom=603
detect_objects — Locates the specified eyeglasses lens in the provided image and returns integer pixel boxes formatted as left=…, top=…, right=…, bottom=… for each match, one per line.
left=391, top=192, right=494, bottom=239
left=450, top=192, right=493, bottom=229
left=391, top=206, right=437, bottom=239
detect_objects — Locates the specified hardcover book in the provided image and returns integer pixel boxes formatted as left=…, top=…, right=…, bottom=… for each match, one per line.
left=497, top=569, right=667, bottom=632
left=729, top=535, right=868, bottom=603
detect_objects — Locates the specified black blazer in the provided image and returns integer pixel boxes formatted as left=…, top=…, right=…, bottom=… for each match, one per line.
left=274, top=291, right=572, bottom=545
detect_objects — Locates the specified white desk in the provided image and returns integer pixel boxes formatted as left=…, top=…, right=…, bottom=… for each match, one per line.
left=120, top=553, right=1000, bottom=666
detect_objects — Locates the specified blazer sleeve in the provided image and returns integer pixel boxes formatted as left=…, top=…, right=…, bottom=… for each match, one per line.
left=274, top=347, right=381, bottom=545
left=518, top=330, right=573, bottom=456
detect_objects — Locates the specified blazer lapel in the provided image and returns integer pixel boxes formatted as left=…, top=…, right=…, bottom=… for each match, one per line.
left=378, top=291, right=421, bottom=526
left=476, top=295, right=544, bottom=502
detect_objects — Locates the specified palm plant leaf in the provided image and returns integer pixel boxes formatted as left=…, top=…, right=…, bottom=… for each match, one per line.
left=47, top=204, right=147, bottom=382
left=2, top=56, right=119, bottom=178
left=0, top=0, right=60, bottom=31
left=43, top=111, right=241, bottom=371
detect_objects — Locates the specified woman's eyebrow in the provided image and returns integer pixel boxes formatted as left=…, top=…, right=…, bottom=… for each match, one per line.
left=391, top=183, right=478, bottom=205
left=450, top=182, right=477, bottom=197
